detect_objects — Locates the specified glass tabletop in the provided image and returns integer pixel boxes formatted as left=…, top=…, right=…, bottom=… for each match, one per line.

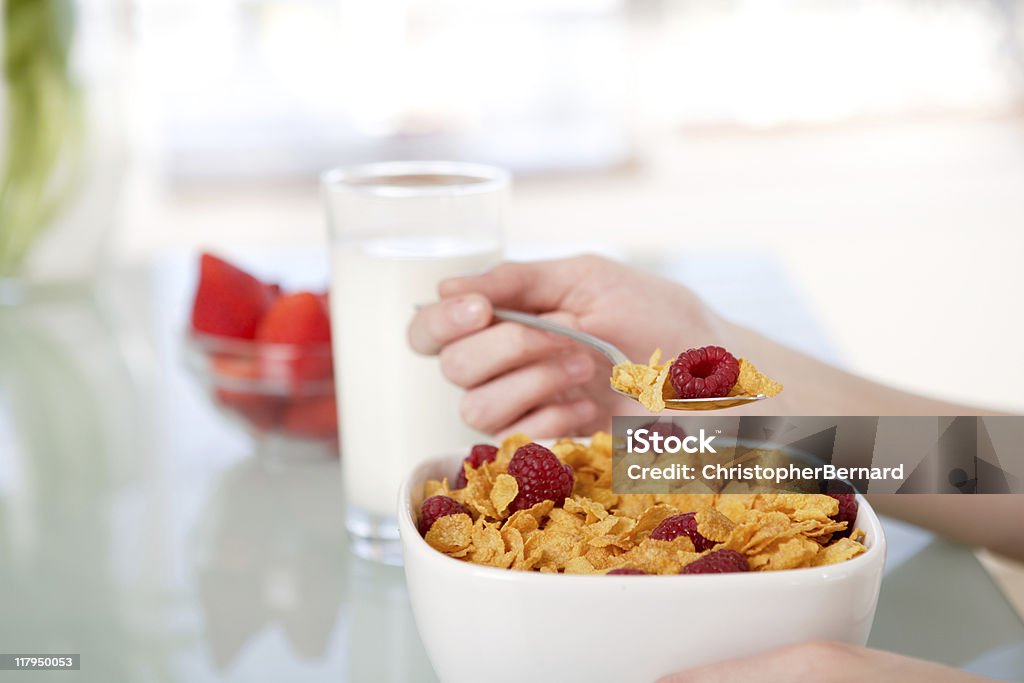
left=0, top=256, right=1021, bottom=683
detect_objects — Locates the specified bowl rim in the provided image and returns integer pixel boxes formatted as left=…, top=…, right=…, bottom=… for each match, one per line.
left=182, top=330, right=335, bottom=397
left=320, top=160, right=510, bottom=199
left=399, top=444, right=887, bottom=583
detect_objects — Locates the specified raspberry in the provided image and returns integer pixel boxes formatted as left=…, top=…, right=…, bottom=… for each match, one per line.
left=648, top=512, right=715, bottom=551
left=507, top=443, right=575, bottom=512
left=607, top=568, right=646, bottom=575
left=668, top=346, right=740, bottom=399
left=418, top=495, right=468, bottom=536
left=826, top=492, right=859, bottom=538
left=680, top=549, right=749, bottom=575
left=454, top=444, right=499, bottom=488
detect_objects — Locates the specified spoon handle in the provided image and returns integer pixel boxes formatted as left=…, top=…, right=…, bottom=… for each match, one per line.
left=492, top=308, right=630, bottom=366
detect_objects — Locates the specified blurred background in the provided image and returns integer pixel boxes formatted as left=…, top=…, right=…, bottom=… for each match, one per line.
left=11, top=0, right=1019, bottom=409
left=5, top=0, right=1024, bottom=409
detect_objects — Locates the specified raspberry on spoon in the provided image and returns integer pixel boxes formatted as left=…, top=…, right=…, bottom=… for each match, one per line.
left=668, top=346, right=740, bottom=399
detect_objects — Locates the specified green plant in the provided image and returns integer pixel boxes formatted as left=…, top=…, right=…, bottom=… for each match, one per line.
left=0, top=0, right=84, bottom=278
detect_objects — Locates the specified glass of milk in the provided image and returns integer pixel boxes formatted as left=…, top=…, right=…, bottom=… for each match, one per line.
left=322, top=161, right=507, bottom=564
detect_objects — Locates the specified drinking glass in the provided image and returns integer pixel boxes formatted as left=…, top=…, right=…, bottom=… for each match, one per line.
left=322, top=161, right=508, bottom=564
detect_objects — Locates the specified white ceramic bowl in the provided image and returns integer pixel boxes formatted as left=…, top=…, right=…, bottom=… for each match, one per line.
left=400, top=453, right=886, bottom=683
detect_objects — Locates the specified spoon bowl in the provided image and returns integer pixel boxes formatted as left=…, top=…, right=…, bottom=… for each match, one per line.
left=609, top=387, right=767, bottom=410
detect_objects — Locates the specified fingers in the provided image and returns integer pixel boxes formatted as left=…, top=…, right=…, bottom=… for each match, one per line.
left=497, top=398, right=599, bottom=439
left=438, top=257, right=599, bottom=311
left=657, top=654, right=788, bottom=683
left=410, top=256, right=611, bottom=437
left=459, top=353, right=597, bottom=434
left=439, top=312, right=580, bottom=389
left=408, top=294, right=492, bottom=356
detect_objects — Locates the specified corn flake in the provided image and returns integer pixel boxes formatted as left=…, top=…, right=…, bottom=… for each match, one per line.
left=425, top=513, right=473, bottom=556
left=730, top=358, right=784, bottom=397
left=490, top=474, right=519, bottom=517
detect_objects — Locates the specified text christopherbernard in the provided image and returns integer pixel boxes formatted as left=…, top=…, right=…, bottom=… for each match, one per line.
left=621, top=428, right=904, bottom=485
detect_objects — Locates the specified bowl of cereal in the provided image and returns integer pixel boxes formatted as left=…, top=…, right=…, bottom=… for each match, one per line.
left=399, top=434, right=885, bottom=683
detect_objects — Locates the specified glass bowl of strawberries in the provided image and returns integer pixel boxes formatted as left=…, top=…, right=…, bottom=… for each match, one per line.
left=184, top=253, right=338, bottom=456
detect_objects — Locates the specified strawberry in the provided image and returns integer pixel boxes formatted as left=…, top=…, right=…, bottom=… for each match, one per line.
left=256, top=292, right=334, bottom=387
left=191, top=253, right=276, bottom=339
left=256, top=292, right=332, bottom=345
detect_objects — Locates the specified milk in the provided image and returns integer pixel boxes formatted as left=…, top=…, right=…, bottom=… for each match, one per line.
left=331, top=238, right=501, bottom=520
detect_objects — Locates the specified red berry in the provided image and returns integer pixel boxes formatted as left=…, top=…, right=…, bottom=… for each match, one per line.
left=607, top=568, right=646, bottom=575
left=419, top=495, right=469, bottom=536
left=648, top=512, right=715, bottom=551
left=680, top=549, right=749, bottom=575
left=827, top=492, right=859, bottom=538
left=468, top=444, right=499, bottom=468
left=668, top=346, right=740, bottom=399
left=256, top=292, right=332, bottom=345
left=507, top=443, right=575, bottom=512
left=256, top=292, right=333, bottom=387
left=191, top=253, right=275, bottom=339
left=454, top=444, right=499, bottom=488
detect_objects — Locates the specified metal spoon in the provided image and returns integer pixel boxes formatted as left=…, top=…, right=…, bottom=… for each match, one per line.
left=492, top=308, right=767, bottom=412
